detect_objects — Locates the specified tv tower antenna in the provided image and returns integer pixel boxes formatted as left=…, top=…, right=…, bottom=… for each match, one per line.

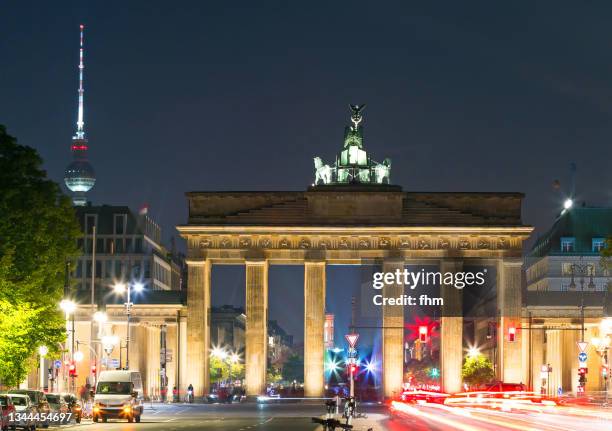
left=75, top=24, right=85, bottom=139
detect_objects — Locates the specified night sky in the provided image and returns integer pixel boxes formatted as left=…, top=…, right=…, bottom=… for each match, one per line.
left=3, top=1, right=612, bottom=343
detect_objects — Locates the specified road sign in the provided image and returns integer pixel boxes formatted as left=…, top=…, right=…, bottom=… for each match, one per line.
left=578, top=352, right=588, bottom=363
left=577, top=341, right=589, bottom=353
left=348, top=348, right=358, bottom=358
left=110, top=359, right=120, bottom=368
left=345, top=333, right=359, bottom=348
left=54, top=360, right=62, bottom=369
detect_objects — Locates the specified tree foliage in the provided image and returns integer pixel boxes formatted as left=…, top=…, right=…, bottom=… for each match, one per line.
left=462, top=354, right=495, bottom=387
left=281, top=354, right=304, bottom=382
left=0, top=125, right=80, bottom=387
left=209, top=355, right=245, bottom=384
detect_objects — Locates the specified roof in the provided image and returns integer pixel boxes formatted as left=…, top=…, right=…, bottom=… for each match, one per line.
left=529, top=206, right=612, bottom=257
left=183, top=188, right=527, bottom=227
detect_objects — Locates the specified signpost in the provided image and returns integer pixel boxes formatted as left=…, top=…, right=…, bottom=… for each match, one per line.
left=578, top=352, right=588, bottom=363
left=345, top=333, right=359, bottom=397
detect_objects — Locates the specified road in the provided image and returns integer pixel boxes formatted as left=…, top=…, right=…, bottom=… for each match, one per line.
left=50, top=401, right=612, bottom=430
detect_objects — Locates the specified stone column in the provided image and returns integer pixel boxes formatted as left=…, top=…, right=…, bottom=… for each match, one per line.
left=530, top=327, right=545, bottom=392
left=165, top=324, right=177, bottom=394
left=245, top=259, right=269, bottom=396
left=497, top=259, right=523, bottom=383
left=545, top=329, right=562, bottom=396
left=440, top=259, right=463, bottom=394
left=304, top=260, right=326, bottom=397
left=382, top=260, right=404, bottom=398
left=186, top=260, right=211, bottom=400
left=178, top=314, right=188, bottom=394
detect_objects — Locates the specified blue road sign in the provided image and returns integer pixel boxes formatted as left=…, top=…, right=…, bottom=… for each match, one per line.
left=110, top=358, right=120, bottom=368
left=54, top=360, right=62, bottom=369
left=578, top=352, right=587, bottom=363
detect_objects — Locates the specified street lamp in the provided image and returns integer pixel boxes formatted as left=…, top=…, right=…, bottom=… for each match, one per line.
left=113, top=281, right=144, bottom=370
left=467, top=346, right=480, bottom=359
left=102, top=335, right=119, bottom=369
left=38, top=346, right=48, bottom=390
left=60, top=299, right=76, bottom=393
left=74, top=351, right=84, bottom=362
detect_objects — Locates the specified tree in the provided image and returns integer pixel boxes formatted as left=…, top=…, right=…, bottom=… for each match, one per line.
left=281, top=354, right=304, bottom=382
left=462, top=354, right=495, bottom=387
left=209, top=355, right=245, bottom=384
left=0, top=125, right=81, bottom=387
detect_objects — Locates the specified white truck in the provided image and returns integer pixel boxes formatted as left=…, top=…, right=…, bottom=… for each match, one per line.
left=92, top=370, right=144, bottom=423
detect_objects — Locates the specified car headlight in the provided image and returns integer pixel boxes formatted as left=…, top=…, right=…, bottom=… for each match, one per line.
left=123, top=405, right=132, bottom=413
left=93, top=405, right=100, bottom=413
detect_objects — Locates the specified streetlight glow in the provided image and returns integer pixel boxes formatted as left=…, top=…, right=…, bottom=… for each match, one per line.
left=74, top=351, right=84, bottom=362
left=467, top=346, right=480, bottom=358
left=133, top=282, right=144, bottom=292
left=93, top=311, right=107, bottom=323
left=563, top=198, right=573, bottom=210
left=113, top=282, right=127, bottom=294
left=38, top=345, right=48, bottom=356
left=60, top=299, right=76, bottom=314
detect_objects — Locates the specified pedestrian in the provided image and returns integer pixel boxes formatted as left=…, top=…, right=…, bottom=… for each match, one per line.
left=172, top=386, right=179, bottom=403
left=187, top=383, right=194, bottom=403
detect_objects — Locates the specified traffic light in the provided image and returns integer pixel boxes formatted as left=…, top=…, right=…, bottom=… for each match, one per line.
left=68, top=361, right=77, bottom=378
left=91, top=364, right=97, bottom=375
left=602, top=365, right=608, bottom=379
left=508, top=326, right=516, bottom=342
left=348, top=363, right=358, bottom=375
left=578, top=367, right=587, bottom=385
left=419, top=326, right=428, bottom=343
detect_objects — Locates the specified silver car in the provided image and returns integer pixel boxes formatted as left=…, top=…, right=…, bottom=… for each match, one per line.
left=7, top=394, right=36, bottom=430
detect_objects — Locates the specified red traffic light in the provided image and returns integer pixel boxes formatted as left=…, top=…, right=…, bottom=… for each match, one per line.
left=508, top=326, right=516, bottom=342
left=419, top=326, right=428, bottom=343
left=68, top=362, right=77, bottom=377
left=578, top=367, right=588, bottom=376
left=91, top=364, right=97, bottom=374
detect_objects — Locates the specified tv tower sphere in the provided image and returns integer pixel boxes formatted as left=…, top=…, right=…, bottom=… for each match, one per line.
left=64, top=24, right=95, bottom=206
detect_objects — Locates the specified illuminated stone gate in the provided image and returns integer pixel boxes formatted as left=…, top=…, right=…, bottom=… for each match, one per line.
left=178, top=108, right=532, bottom=398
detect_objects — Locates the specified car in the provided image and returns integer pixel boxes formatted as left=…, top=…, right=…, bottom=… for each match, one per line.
left=93, top=370, right=143, bottom=423
left=6, top=394, right=36, bottom=430
left=60, top=394, right=81, bottom=423
left=7, top=391, right=49, bottom=429
left=0, top=394, right=16, bottom=431
left=44, top=394, right=68, bottom=424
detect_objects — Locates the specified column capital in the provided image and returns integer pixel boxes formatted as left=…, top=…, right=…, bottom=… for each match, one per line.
left=500, top=258, right=523, bottom=268
left=245, top=258, right=268, bottom=265
left=185, top=258, right=209, bottom=266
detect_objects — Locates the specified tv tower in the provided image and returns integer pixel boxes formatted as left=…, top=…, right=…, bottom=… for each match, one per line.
left=64, top=24, right=96, bottom=206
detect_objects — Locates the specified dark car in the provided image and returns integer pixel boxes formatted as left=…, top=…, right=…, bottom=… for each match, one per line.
left=0, top=394, right=16, bottom=431
left=45, top=394, right=69, bottom=424
left=60, top=394, right=81, bottom=423
left=8, top=390, right=50, bottom=428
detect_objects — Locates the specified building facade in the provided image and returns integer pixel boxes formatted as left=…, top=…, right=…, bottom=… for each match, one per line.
left=525, top=206, right=612, bottom=396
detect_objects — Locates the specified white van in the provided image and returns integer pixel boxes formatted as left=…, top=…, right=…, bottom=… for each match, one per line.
left=93, top=370, right=144, bottom=423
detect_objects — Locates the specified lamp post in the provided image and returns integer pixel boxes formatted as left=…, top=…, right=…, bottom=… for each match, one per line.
left=569, top=260, right=596, bottom=342
left=38, top=346, right=48, bottom=391
left=113, top=281, right=144, bottom=370
left=569, top=260, right=595, bottom=396
left=60, top=299, right=76, bottom=393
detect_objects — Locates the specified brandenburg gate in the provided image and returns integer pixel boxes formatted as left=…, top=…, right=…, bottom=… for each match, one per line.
left=177, top=106, right=532, bottom=398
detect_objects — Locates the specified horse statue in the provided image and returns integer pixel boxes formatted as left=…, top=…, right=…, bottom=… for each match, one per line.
left=314, top=157, right=333, bottom=185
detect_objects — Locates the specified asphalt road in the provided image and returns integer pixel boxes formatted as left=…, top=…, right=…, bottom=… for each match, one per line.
left=51, top=401, right=612, bottom=431
left=63, top=402, right=383, bottom=431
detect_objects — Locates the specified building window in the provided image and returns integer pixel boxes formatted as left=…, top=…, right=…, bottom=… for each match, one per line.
left=114, top=214, right=126, bottom=235
left=126, top=238, right=133, bottom=253
left=85, top=214, right=97, bottom=234
left=593, top=238, right=606, bottom=253
left=135, top=238, right=143, bottom=253
left=560, top=237, right=575, bottom=252
left=115, top=238, right=124, bottom=254
left=76, top=260, right=83, bottom=278
left=105, top=260, right=112, bottom=279
left=96, top=238, right=104, bottom=253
